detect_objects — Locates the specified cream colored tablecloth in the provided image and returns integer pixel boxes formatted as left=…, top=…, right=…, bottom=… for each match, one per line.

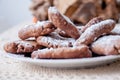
left=0, top=22, right=120, bottom=80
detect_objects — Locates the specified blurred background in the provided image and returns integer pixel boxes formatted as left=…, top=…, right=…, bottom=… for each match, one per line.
left=0, top=0, right=32, bottom=33
left=0, top=0, right=120, bottom=33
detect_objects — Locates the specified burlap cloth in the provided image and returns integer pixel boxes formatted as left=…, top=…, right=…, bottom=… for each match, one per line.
left=0, top=22, right=120, bottom=80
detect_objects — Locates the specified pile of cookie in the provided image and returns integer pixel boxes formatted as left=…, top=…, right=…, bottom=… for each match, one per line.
left=4, top=7, right=120, bottom=59
left=30, top=0, right=120, bottom=24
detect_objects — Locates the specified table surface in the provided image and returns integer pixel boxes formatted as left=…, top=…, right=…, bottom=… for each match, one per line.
left=0, top=22, right=120, bottom=80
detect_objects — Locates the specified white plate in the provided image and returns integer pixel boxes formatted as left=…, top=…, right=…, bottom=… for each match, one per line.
left=1, top=51, right=120, bottom=68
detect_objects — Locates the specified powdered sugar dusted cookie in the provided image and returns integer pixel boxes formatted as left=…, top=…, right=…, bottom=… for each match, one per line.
left=37, top=36, right=75, bottom=48
left=4, top=40, right=41, bottom=54
left=81, top=17, right=103, bottom=33
left=91, top=35, right=120, bottom=55
left=75, top=19, right=115, bottom=45
left=48, top=7, right=80, bottom=39
left=31, top=45, right=92, bottom=59
left=18, top=21, right=56, bottom=40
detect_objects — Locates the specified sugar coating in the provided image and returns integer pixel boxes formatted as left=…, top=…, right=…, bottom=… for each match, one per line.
left=76, top=19, right=115, bottom=45
left=83, top=19, right=115, bottom=37
left=63, top=15, right=75, bottom=25
left=48, top=7, right=75, bottom=26
left=48, top=7, right=58, bottom=14
left=48, top=6, right=80, bottom=39
left=111, top=24, right=120, bottom=35
left=37, top=36, right=75, bottom=48
left=91, top=35, right=120, bottom=55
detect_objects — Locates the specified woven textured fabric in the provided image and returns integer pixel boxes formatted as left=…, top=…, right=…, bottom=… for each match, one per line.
left=0, top=22, right=120, bottom=80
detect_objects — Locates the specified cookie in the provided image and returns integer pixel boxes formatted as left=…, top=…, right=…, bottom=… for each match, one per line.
left=81, top=17, right=103, bottom=33
left=4, top=40, right=41, bottom=54
left=18, top=21, right=56, bottom=40
left=37, top=36, right=75, bottom=48
left=75, top=19, right=115, bottom=45
left=91, top=35, right=120, bottom=55
left=48, top=7, right=80, bottom=39
left=31, top=45, right=92, bottom=59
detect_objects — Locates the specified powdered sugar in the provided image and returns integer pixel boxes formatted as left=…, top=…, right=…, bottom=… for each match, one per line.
left=86, top=19, right=115, bottom=34
left=94, top=19, right=115, bottom=28
left=48, top=7, right=58, bottom=14
left=111, top=24, right=120, bottom=34
left=15, top=40, right=35, bottom=48
left=48, top=7, right=75, bottom=26
left=21, top=24, right=35, bottom=33
left=36, top=21, right=46, bottom=27
left=38, top=36, right=75, bottom=48
left=92, top=35, right=120, bottom=55
left=63, top=15, right=75, bottom=25
left=77, top=19, right=115, bottom=45
left=93, top=35, right=120, bottom=45
left=22, top=24, right=31, bottom=31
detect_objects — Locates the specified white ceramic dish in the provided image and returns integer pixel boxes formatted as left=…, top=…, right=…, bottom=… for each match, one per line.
left=1, top=51, right=120, bottom=69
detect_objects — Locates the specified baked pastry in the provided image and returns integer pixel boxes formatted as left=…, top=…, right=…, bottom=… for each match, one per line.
left=31, top=45, right=92, bottom=59
left=4, top=40, right=41, bottom=54
left=37, top=36, right=75, bottom=48
left=91, top=35, right=120, bottom=55
left=48, top=7, right=80, bottom=39
left=75, top=19, right=115, bottom=45
left=81, top=17, right=103, bottom=33
left=18, top=21, right=56, bottom=40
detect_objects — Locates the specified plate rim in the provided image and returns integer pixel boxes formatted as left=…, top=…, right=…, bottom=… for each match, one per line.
left=1, top=51, right=120, bottom=68
left=1, top=51, right=120, bottom=62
